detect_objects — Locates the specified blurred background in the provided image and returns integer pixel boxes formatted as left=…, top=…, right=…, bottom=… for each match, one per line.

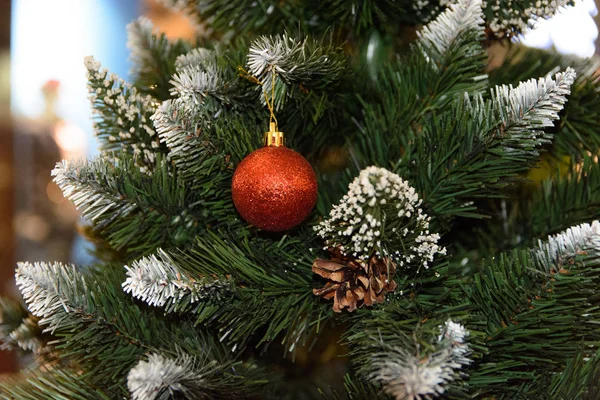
left=0, top=0, right=598, bottom=375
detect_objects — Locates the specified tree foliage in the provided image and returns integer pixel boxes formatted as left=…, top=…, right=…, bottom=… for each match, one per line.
left=4, top=0, right=600, bottom=398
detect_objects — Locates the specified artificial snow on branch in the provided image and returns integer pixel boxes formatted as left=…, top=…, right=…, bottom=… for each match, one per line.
left=84, top=56, right=160, bottom=174
left=418, top=0, right=484, bottom=61
left=170, top=64, right=241, bottom=107
left=535, top=220, right=600, bottom=272
left=369, top=319, right=471, bottom=400
left=315, top=166, right=446, bottom=270
left=123, top=250, right=232, bottom=313
left=52, top=156, right=201, bottom=254
left=151, top=98, right=231, bottom=187
left=247, top=34, right=346, bottom=95
left=127, top=16, right=191, bottom=100
left=127, top=351, right=252, bottom=400
left=0, top=297, right=42, bottom=353
left=15, top=262, right=83, bottom=327
left=128, top=352, right=208, bottom=400
left=491, top=68, right=576, bottom=148
left=7, top=316, right=43, bottom=353
left=52, top=158, right=141, bottom=226
left=175, top=47, right=216, bottom=71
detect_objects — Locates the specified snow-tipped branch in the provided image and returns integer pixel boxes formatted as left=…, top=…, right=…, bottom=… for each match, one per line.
left=0, top=297, right=43, bottom=353
left=84, top=56, right=162, bottom=174
left=418, top=0, right=484, bottom=63
left=52, top=156, right=203, bottom=256
left=488, top=0, right=573, bottom=37
left=247, top=34, right=346, bottom=109
left=127, top=16, right=191, bottom=100
left=369, top=319, right=472, bottom=400
left=491, top=68, right=576, bottom=151
left=128, top=352, right=210, bottom=400
left=170, top=64, right=245, bottom=107
left=127, top=352, right=259, bottom=400
left=15, top=262, right=83, bottom=323
left=123, top=250, right=232, bottom=313
left=535, top=221, right=600, bottom=272
left=175, top=48, right=216, bottom=71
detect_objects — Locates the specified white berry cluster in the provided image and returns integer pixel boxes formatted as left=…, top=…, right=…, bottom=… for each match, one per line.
left=483, top=0, right=571, bottom=35
left=84, top=56, right=159, bottom=174
left=315, top=166, right=446, bottom=270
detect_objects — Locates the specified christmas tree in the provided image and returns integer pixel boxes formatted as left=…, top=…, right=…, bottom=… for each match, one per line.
left=3, top=0, right=600, bottom=398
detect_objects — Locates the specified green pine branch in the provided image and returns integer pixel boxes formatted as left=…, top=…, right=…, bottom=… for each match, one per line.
left=319, top=374, right=388, bottom=399
left=164, top=230, right=330, bottom=348
left=546, top=350, right=600, bottom=400
left=462, top=239, right=600, bottom=397
left=84, top=56, right=164, bottom=174
left=524, top=158, right=600, bottom=240
left=15, top=261, right=261, bottom=396
left=52, top=154, right=234, bottom=258
left=405, top=68, right=575, bottom=232
left=351, top=0, right=487, bottom=170
left=0, top=369, right=113, bottom=400
left=127, top=352, right=267, bottom=400
left=127, top=16, right=191, bottom=100
left=123, top=250, right=234, bottom=314
left=0, top=297, right=44, bottom=354
left=157, top=0, right=573, bottom=39
left=489, top=45, right=600, bottom=160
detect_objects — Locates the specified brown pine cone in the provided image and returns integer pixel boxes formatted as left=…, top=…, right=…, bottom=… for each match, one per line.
left=312, top=248, right=398, bottom=313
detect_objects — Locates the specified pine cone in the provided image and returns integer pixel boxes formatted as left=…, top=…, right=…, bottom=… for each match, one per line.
left=312, top=248, right=398, bottom=313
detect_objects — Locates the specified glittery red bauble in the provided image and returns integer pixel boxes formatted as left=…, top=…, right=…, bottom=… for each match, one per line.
left=232, top=146, right=318, bottom=232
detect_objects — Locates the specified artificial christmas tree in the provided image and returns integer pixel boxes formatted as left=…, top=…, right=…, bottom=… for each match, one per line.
left=2, top=0, right=600, bottom=398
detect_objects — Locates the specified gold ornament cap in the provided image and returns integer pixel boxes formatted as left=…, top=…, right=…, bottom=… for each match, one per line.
left=264, top=121, right=285, bottom=147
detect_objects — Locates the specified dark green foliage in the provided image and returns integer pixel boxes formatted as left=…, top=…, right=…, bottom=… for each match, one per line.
left=489, top=45, right=600, bottom=161
left=166, top=230, right=330, bottom=349
left=546, top=350, right=600, bottom=400
left=342, top=241, right=600, bottom=399
left=159, top=0, right=573, bottom=39
left=85, top=58, right=165, bottom=172
left=524, top=158, right=600, bottom=239
left=158, top=0, right=428, bottom=37
left=52, top=155, right=236, bottom=258
left=319, top=374, right=389, bottom=399
left=14, top=261, right=267, bottom=397
left=10, top=1, right=600, bottom=398
left=464, top=248, right=600, bottom=398
left=0, top=369, right=113, bottom=400
left=352, top=19, right=488, bottom=171
left=475, top=157, right=600, bottom=252
left=127, top=17, right=192, bottom=100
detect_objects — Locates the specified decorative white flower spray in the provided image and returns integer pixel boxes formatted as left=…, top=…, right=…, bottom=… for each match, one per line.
left=316, top=166, right=446, bottom=270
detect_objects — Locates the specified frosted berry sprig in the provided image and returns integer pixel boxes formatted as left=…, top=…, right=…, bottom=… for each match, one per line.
left=315, top=166, right=446, bottom=270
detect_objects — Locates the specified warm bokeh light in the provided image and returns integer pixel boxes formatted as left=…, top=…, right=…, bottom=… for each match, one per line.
left=53, top=120, right=88, bottom=160
left=11, top=0, right=139, bottom=156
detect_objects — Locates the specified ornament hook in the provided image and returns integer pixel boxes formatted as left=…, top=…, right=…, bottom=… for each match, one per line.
left=264, top=121, right=285, bottom=147
left=238, top=66, right=284, bottom=147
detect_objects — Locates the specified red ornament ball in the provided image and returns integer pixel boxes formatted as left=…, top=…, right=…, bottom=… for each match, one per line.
left=232, top=146, right=318, bottom=232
